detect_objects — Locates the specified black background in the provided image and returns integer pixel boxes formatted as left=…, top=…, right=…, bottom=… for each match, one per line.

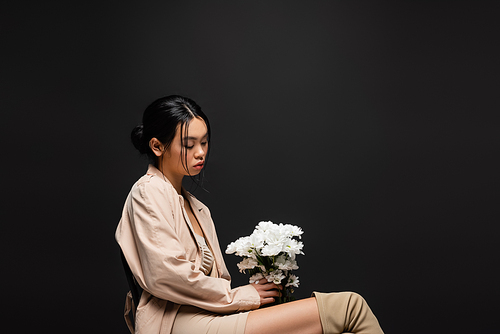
left=2, top=2, right=499, bottom=333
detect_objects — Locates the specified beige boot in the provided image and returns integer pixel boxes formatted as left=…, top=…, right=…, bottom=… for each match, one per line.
left=312, top=292, right=384, bottom=334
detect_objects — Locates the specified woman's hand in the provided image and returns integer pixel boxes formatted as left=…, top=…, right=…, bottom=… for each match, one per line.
left=250, top=279, right=282, bottom=307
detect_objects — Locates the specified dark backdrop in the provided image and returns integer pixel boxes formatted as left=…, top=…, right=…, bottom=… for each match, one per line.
left=2, top=1, right=499, bottom=333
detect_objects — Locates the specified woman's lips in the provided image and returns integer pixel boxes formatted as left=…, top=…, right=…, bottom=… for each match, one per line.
left=193, top=161, right=204, bottom=169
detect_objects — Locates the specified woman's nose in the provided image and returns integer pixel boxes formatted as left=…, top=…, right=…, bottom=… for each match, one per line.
left=194, top=146, right=205, bottom=158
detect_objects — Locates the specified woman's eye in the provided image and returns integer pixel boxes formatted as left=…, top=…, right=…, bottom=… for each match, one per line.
left=201, top=141, right=208, bottom=146
left=185, top=145, right=194, bottom=149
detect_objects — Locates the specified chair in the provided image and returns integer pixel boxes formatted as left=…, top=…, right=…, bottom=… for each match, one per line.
left=120, top=249, right=143, bottom=329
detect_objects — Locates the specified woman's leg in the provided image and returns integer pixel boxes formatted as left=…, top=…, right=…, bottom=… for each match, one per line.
left=245, top=292, right=383, bottom=334
left=313, top=292, right=384, bottom=334
left=245, top=297, right=323, bottom=334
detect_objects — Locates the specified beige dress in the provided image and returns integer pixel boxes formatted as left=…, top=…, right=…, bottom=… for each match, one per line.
left=171, top=234, right=249, bottom=334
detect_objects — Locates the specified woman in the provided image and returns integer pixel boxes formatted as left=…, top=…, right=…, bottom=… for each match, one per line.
left=116, top=95, right=384, bottom=334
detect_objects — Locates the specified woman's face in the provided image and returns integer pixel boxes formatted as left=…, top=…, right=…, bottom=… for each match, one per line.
left=161, top=117, right=208, bottom=179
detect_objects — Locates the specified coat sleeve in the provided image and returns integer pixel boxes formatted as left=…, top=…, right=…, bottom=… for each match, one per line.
left=120, top=177, right=260, bottom=314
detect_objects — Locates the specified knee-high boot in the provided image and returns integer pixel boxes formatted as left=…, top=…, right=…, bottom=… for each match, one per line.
left=312, top=291, right=384, bottom=334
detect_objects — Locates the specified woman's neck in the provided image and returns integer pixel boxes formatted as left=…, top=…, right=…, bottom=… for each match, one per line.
left=170, top=179, right=183, bottom=195
left=157, top=165, right=183, bottom=194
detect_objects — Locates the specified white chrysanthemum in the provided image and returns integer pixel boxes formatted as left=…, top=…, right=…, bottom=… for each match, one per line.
left=228, top=220, right=304, bottom=299
left=275, top=255, right=299, bottom=271
left=283, top=239, right=304, bottom=260
left=249, top=272, right=264, bottom=284
left=226, top=232, right=266, bottom=257
left=225, top=236, right=256, bottom=258
left=261, top=242, right=283, bottom=257
left=281, top=224, right=303, bottom=239
left=248, top=232, right=265, bottom=252
left=256, top=221, right=275, bottom=232
left=285, top=274, right=300, bottom=288
left=265, top=269, right=286, bottom=284
left=237, top=258, right=259, bottom=273
left=225, top=241, right=237, bottom=254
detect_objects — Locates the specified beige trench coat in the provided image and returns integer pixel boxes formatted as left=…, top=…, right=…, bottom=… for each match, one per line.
left=116, top=165, right=260, bottom=334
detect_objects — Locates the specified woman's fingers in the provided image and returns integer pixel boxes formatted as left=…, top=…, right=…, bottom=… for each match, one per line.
left=255, top=280, right=282, bottom=290
left=259, top=288, right=279, bottom=297
left=255, top=283, right=281, bottom=294
left=258, top=288, right=279, bottom=306
left=260, top=296, right=276, bottom=306
left=250, top=280, right=283, bottom=306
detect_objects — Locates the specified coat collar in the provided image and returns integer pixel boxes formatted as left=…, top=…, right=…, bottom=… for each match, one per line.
left=146, top=164, right=170, bottom=183
left=146, top=164, right=203, bottom=212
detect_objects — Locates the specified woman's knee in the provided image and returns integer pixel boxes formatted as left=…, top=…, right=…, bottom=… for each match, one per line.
left=316, top=291, right=368, bottom=311
left=322, top=291, right=364, bottom=300
left=341, top=291, right=368, bottom=308
left=345, top=291, right=365, bottom=301
left=313, top=291, right=383, bottom=334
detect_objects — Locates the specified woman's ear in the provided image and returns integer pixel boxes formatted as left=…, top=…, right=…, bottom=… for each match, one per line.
left=149, top=138, right=165, bottom=157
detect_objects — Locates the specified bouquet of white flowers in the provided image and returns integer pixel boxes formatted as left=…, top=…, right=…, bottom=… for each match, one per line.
left=225, top=221, right=304, bottom=304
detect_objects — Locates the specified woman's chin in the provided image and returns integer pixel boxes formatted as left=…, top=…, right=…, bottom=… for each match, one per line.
left=188, top=168, right=203, bottom=176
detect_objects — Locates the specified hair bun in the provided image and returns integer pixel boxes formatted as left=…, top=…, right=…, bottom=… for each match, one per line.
left=131, top=124, right=147, bottom=154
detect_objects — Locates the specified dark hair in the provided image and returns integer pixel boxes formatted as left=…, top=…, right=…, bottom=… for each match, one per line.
left=131, top=95, right=211, bottom=176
